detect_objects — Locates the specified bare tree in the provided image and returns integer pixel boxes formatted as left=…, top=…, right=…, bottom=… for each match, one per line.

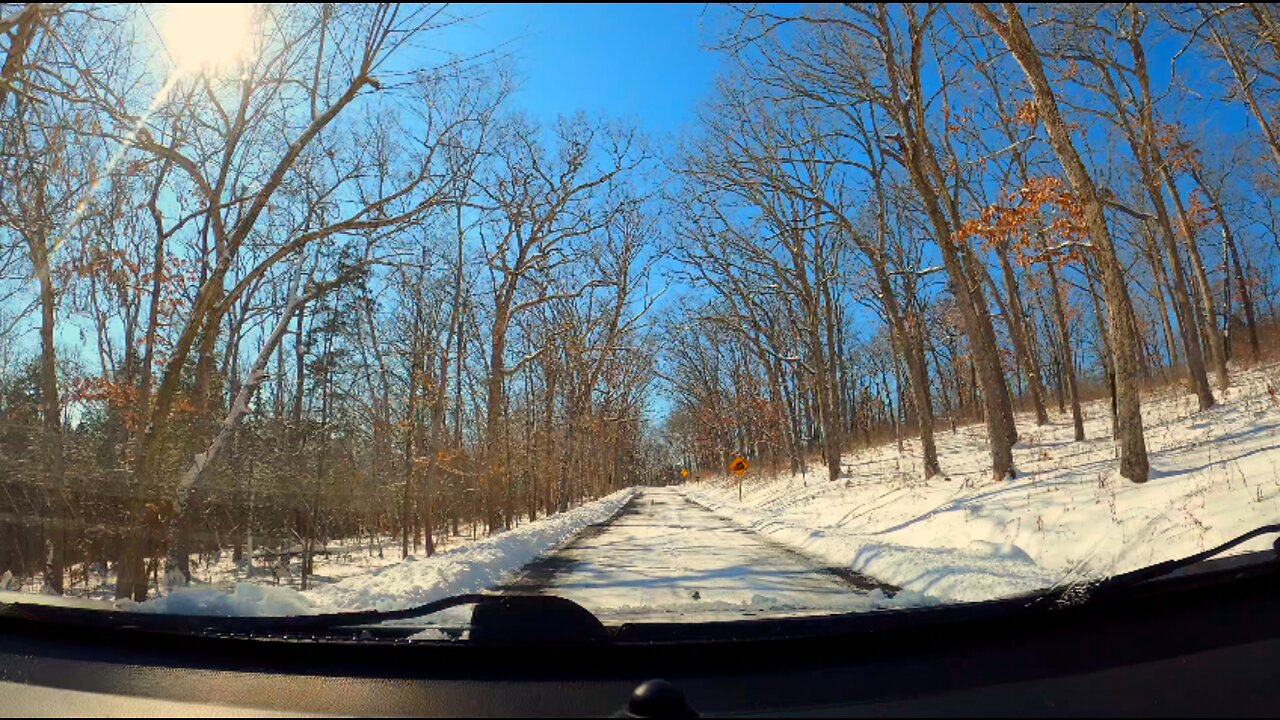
left=972, top=2, right=1150, bottom=482
left=473, top=115, right=643, bottom=530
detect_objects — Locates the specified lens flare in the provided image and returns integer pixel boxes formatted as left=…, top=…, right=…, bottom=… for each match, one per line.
left=160, top=3, right=256, bottom=75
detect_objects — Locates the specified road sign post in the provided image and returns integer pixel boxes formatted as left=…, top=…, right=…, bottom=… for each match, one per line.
left=729, top=456, right=748, bottom=500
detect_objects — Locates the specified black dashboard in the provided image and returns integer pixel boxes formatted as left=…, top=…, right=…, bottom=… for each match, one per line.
left=2, top=554, right=1279, bottom=716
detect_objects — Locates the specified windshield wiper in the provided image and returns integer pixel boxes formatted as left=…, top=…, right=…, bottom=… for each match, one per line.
left=0, top=592, right=493, bottom=637
left=10, top=526, right=1275, bottom=643
left=0, top=593, right=611, bottom=645
left=1081, top=523, right=1280, bottom=598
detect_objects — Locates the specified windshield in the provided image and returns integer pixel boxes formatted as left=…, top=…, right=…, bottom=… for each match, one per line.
left=1, top=2, right=1279, bottom=633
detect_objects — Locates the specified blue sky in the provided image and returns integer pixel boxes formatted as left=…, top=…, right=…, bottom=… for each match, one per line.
left=439, top=3, right=721, bottom=137
left=430, top=4, right=724, bottom=420
left=17, top=4, right=1278, bottom=413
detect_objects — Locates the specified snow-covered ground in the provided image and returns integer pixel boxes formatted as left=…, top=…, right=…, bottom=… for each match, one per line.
left=307, top=487, right=637, bottom=612
left=0, top=487, right=637, bottom=621
left=684, top=363, right=1280, bottom=604
left=502, top=487, right=929, bottom=622
left=121, top=486, right=638, bottom=617
left=7, top=365, right=1278, bottom=622
left=22, top=528, right=484, bottom=602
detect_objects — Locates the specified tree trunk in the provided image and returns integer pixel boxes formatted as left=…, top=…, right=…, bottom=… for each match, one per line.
left=1118, top=21, right=1217, bottom=406
left=1142, top=224, right=1181, bottom=372
left=976, top=3, right=1148, bottom=481
left=32, top=229, right=66, bottom=595
left=1047, top=261, right=1085, bottom=441
left=1192, top=166, right=1261, bottom=362
left=819, top=274, right=845, bottom=480
left=1032, top=281, right=1067, bottom=414
left=870, top=5, right=1015, bottom=481
left=1084, top=261, right=1119, bottom=438
left=1162, top=174, right=1228, bottom=391
left=997, top=252, right=1048, bottom=424
left=879, top=273, right=940, bottom=477
left=893, top=122, right=1016, bottom=480
left=401, top=336, right=421, bottom=560
left=1226, top=227, right=1259, bottom=362
left=485, top=304, right=509, bottom=532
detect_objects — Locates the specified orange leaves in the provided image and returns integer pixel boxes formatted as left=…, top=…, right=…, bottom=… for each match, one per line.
left=1155, top=121, right=1199, bottom=173
left=1013, top=99, right=1039, bottom=128
left=953, top=176, right=1089, bottom=268
left=1253, top=167, right=1280, bottom=196
left=955, top=205, right=1025, bottom=246
left=430, top=446, right=476, bottom=479
left=1021, top=270, right=1045, bottom=294
left=72, top=376, right=139, bottom=409
left=72, top=375, right=202, bottom=434
left=943, top=104, right=976, bottom=135
left=1062, top=298, right=1085, bottom=324
left=73, top=245, right=199, bottom=334
left=953, top=178, right=1046, bottom=245
left=72, top=377, right=143, bottom=432
left=171, top=396, right=200, bottom=417
left=1182, top=190, right=1216, bottom=236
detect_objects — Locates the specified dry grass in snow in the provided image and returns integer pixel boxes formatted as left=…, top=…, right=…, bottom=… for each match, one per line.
left=685, top=362, right=1280, bottom=604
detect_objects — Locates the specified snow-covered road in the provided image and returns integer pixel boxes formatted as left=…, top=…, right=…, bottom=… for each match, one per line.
left=503, top=487, right=900, bottom=622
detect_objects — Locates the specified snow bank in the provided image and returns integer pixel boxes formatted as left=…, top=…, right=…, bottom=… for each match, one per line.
left=682, top=492, right=1058, bottom=603
left=307, top=487, right=638, bottom=611
left=111, top=488, right=636, bottom=617
left=684, top=363, right=1280, bottom=604
left=129, top=582, right=319, bottom=616
left=0, top=589, right=125, bottom=611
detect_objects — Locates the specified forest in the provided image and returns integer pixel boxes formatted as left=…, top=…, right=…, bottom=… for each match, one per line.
left=1, top=3, right=1278, bottom=602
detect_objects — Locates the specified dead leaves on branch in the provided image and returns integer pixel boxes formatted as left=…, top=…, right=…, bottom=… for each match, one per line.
left=953, top=176, right=1091, bottom=267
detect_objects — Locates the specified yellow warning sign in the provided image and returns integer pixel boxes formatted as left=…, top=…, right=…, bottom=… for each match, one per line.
left=729, top=456, right=748, bottom=476
left=680, top=468, right=689, bottom=478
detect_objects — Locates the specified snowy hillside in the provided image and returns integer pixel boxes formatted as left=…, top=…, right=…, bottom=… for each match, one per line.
left=684, top=363, right=1280, bottom=604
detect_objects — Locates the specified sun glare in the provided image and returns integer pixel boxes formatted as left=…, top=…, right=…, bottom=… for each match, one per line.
left=160, top=3, right=256, bottom=75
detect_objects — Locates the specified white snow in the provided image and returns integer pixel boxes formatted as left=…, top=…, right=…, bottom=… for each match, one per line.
left=0, top=589, right=131, bottom=611
left=8, top=364, right=1279, bottom=622
left=305, top=487, right=638, bottom=612
left=191, top=534, right=410, bottom=590
left=512, top=487, right=935, bottom=622
left=127, top=582, right=319, bottom=616
left=683, top=362, right=1280, bottom=605
left=1, top=488, right=637, bottom=621
left=7, top=531, right=478, bottom=602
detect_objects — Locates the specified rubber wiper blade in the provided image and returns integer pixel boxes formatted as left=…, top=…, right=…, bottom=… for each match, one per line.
left=1088, top=523, right=1280, bottom=595
left=0, top=592, right=499, bottom=636
left=0, top=593, right=613, bottom=646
